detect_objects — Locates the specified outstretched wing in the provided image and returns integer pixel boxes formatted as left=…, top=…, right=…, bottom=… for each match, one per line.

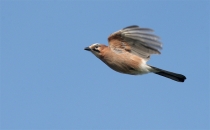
left=108, top=25, right=162, bottom=60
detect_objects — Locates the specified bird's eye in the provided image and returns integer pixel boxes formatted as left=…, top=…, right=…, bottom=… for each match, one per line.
left=95, top=45, right=99, bottom=49
left=93, top=45, right=100, bottom=53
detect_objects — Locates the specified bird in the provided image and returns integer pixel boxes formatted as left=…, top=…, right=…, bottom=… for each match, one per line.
left=84, top=25, right=186, bottom=82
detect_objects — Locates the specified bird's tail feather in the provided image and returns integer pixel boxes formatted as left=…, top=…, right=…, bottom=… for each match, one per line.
left=149, top=65, right=186, bottom=82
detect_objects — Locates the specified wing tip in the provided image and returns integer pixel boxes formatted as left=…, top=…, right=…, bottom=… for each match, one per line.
left=123, top=25, right=139, bottom=29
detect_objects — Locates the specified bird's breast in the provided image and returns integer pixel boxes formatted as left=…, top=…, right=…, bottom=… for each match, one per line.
left=100, top=50, right=144, bottom=75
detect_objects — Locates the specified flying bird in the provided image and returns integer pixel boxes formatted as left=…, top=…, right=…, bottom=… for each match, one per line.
left=84, top=25, right=186, bottom=82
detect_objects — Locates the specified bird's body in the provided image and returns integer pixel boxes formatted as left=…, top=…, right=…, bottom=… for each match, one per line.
left=85, top=25, right=186, bottom=82
left=98, top=45, right=150, bottom=75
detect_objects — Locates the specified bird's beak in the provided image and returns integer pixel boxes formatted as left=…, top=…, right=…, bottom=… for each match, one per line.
left=84, top=47, right=91, bottom=51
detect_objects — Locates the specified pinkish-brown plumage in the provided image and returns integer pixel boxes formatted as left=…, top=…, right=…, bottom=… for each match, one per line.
left=84, top=25, right=186, bottom=82
left=99, top=46, right=143, bottom=75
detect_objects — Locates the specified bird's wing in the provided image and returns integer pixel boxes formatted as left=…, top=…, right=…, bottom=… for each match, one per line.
left=108, top=25, right=162, bottom=60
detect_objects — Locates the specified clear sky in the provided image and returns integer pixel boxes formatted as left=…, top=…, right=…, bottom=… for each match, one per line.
left=1, top=0, right=209, bottom=130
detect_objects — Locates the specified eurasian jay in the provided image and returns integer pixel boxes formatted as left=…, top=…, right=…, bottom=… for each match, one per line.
left=84, top=25, right=186, bottom=82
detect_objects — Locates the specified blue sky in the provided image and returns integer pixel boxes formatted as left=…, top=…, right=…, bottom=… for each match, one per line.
left=1, top=1, right=209, bottom=130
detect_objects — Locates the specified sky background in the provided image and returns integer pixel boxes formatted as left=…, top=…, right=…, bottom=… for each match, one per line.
left=1, top=0, right=209, bottom=130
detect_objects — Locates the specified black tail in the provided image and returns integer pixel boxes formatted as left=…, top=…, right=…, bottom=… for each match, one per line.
left=149, top=66, right=186, bottom=82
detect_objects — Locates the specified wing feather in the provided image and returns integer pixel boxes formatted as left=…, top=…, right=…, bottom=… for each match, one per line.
left=108, top=25, right=162, bottom=60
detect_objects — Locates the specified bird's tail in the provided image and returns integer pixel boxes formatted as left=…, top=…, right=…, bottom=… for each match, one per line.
left=149, top=65, right=186, bottom=82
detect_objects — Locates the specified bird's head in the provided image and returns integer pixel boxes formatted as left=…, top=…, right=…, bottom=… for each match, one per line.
left=84, top=43, right=106, bottom=58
